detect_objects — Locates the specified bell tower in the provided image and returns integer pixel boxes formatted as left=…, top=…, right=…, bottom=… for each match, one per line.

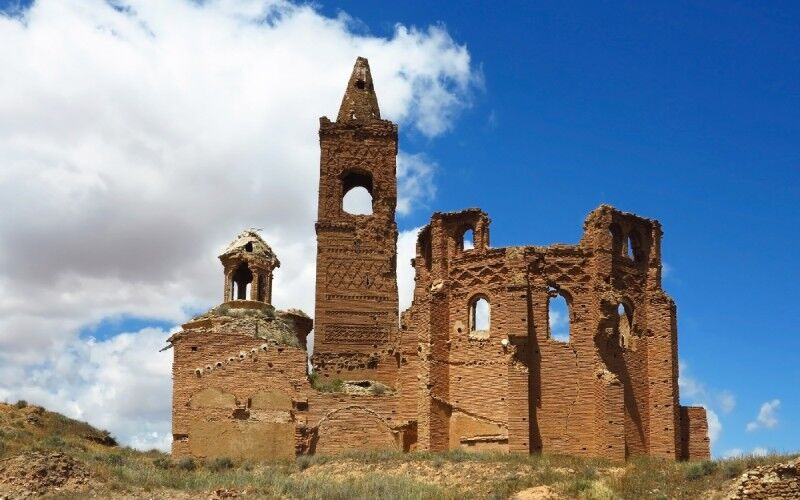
left=312, top=57, right=399, bottom=382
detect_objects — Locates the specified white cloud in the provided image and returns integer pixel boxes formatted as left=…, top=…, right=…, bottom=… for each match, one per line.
left=678, top=360, right=707, bottom=401
left=0, top=0, right=478, bottom=449
left=342, top=186, right=373, bottom=215
left=752, top=447, right=768, bottom=457
left=0, top=327, right=173, bottom=451
left=678, top=360, right=737, bottom=448
left=746, top=399, right=780, bottom=432
left=397, top=226, right=422, bottom=313
left=718, top=390, right=736, bottom=414
left=706, top=407, right=721, bottom=443
left=397, top=153, right=436, bottom=215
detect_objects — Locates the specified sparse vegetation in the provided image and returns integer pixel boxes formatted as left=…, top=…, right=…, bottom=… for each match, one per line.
left=175, top=457, right=196, bottom=471
left=308, top=372, right=345, bottom=393
left=191, top=304, right=303, bottom=347
left=0, top=401, right=797, bottom=499
left=207, top=456, right=233, bottom=472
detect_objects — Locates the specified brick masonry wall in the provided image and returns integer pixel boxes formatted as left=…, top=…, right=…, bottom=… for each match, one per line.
left=400, top=205, right=709, bottom=461
left=680, top=405, right=711, bottom=461
left=170, top=58, right=708, bottom=463
left=312, top=66, right=400, bottom=386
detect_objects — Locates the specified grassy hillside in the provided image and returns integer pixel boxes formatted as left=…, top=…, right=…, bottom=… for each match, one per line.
left=0, top=400, right=796, bottom=499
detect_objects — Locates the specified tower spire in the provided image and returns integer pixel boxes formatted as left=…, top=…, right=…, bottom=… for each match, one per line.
left=336, top=57, right=381, bottom=123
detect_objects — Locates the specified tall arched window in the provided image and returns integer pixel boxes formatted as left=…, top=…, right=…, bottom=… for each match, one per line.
left=461, top=227, right=475, bottom=251
left=342, top=170, right=374, bottom=215
left=232, top=262, right=253, bottom=300
left=548, top=286, right=571, bottom=342
left=617, top=302, right=633, bottom=348
left=626, top=229, right=641, bottom=262
left=469, top=295, right=490, bottom=335
left=343, top=187, right=373, bottom=214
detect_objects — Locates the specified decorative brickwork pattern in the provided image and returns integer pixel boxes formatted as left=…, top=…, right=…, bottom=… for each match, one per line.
left=169, top=57, right=709, bottom=462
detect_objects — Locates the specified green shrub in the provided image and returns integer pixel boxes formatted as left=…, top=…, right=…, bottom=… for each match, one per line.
left=207, top=456, right=233, bottom=472
left=41, top=433, right=67, bottom=448
left=152, top=456, right=172, bottom=469
left=176, top=457, right=196, bottom=471
left=721, top=461, right=744, bottom=479
left=309, top=372, right=345, bottom=393
left=106, top=453, right=126, bottom=466
left=566, top=478, right=594, bottom=494
left=14, top=400, right=27, bottom=409
left=581, top=465, right=599, bottom=480
left=685, top=460, right=716, bottom=480
left=297, top=455, right=313, bottom=471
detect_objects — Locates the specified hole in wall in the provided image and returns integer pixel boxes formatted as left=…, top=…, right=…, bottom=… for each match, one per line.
left=342, top=186, right=373, bottom=215
left=548, top=287, right=570, bottom=342
left=469, top=296, right=490, bottom=332
left=617, top=302, right=634, bottom=348
left=462, top=228, right=475, bottom=251
left=232, top=262, right=253, bottom=300
left=355, top=79, right=365, bottom=90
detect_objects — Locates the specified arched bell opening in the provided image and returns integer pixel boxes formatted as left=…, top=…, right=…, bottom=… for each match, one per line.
left=231, top=262, right=254, bottom=300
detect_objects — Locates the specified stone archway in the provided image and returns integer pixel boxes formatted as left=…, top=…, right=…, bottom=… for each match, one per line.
left=314, top=406, right=398, bottom=455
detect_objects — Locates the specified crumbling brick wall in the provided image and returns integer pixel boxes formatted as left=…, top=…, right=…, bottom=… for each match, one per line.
left=680, top=405, right=711, bottom=461
left=312, top=57, right=400, bottom=387
left=169, top=56, right=708, bottom=462
left=401, top=204, right=707, bottom=460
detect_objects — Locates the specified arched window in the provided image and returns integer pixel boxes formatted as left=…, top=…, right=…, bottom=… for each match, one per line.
left=343, top=186, right=373, bottom=215
left=461, top=227, right=475, bottom=251
left=626, top=229, right=641, bottom=262
left=342, top=170, right=374, bottom=215
left=232, top=262, right=253, bottom=300
left=617, top=302, right=633, bottom=348
left=469, top=295, right=490, bottom=334
left=548, top=286, right=570, bottom=342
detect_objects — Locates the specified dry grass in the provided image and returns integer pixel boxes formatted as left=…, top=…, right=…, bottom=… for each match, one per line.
left=1, top=401, right=797, bottom=499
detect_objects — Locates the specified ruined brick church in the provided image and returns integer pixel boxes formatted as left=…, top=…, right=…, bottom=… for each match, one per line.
left=167, top=58, right=710, bottom=462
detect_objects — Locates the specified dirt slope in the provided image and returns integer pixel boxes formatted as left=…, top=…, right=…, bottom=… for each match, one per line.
left=0, top=401, right=798, bottom=499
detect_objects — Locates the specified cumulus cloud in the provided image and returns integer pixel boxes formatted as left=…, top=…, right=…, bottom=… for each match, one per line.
left=718, top=390, right=736, bottom=414
left=0, top=0, right=478, bottom=449
left=679, top=360, right=736, bottom=447
left=397, top=227, right=422, bottom=312
left=0, top=327, right=174, bottom=451
left=747, top=399, right=780, bottom=432
left=706, top=408, right=721, bottom=443
left=397, top=153, right=436, bottom=215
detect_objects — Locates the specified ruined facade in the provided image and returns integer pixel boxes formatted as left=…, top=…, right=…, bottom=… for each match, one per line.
left=169, top=57, right=710, bottom=462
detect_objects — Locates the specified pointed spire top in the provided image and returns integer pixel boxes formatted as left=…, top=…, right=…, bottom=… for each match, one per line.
left=336, top=57, right=381, bottom=123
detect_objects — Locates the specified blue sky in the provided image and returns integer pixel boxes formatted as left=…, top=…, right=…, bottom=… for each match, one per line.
left=0, top=0, right=797, bottom=456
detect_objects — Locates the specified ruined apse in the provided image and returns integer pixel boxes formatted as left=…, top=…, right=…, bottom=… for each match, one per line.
left=166, top=57, right=710, bottom=462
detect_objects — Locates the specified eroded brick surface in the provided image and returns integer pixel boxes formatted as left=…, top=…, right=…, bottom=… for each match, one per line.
left=169, top=57, right=709, bottom=462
